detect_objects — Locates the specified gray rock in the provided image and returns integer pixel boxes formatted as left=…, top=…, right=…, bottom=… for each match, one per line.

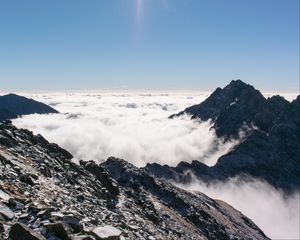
left=72, top=235, right=95, bottom=240
left=19, top=173, right=35, bottom=185
left=62, top=215, right=83, bottom=233
left=9, top=222, right=46, bottom=240
left=45, top=221, right=73, bottom=240
left=0, top=222, right=4, bottom=233
left=0, top=189, right=11, bottom=201
left=0, top=202, right=15, bottom=220
left=40, top=165, right=52, bottom=177
left=91, top=225, right=122, bottom=240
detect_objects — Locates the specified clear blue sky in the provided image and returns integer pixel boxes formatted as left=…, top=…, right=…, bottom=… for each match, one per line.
left=0, top=0, right=299, bottom=91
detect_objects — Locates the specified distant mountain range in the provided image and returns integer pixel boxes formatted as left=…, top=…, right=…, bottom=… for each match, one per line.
left=147, top=80, right=300, bottom=192
left=0, top=93, right=58, bottom=122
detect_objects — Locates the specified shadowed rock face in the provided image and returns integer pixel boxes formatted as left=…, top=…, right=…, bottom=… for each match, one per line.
left=147, top=81, right=300, bottom=193
left=170, top=80, right=289, bottom=139
left=102, top=157, right=268, bottom=240
left=0, top=122, right=269, bottom=239
left=0, top=93, right=58, bottom=122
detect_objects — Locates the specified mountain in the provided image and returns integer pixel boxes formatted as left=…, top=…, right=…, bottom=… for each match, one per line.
left=147, top=81, right=300, bottom=192
left=170, top=80, right=289, bottom=139
left=0, top=93, right=58, bottom=122
left=0, top=122, right=269, bottom=239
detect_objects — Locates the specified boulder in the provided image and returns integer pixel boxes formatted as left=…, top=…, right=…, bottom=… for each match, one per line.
left=62, top=215, right=83, bottom=233
left=45, top=221, right=73, bottom=240
left=9, top=223, right=46, bottom=240
left=91, top=225, right=122, bottom=240
left=0, top=202, right=14, bottom=220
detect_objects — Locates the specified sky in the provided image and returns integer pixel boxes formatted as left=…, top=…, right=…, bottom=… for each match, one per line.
left=0, top=0, right=299, bottom=91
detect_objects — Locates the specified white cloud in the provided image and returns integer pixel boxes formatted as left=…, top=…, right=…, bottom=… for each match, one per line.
left=177, top=177, right=300, bottom=239
left=13, top=90, right=232, bottom=167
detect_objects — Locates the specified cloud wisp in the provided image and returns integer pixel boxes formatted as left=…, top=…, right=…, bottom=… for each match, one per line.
left=177, top=177, right=300, bottom=239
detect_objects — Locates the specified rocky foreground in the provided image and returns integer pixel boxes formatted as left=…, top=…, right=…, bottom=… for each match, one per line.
left=0, top=122, right=269, bottom=239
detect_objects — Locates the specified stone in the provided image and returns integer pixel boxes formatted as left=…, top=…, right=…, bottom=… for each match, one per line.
left=40, top=165, right=52, bottom=177
left=19, top=173, right=35, bottom=185
left=45, top=221, right=73, bottom=240
left=37, top=209, right=52, bottom=220
left=72, top=235, right=96, bottom=240
left=51, top=212, right=65, bottom=219
left=0, top=189, right=11, bottom=201
left=8, top=198, right=25, bottom=210
left=91, top=225, right=122, bottom=240
left=0, top=202, right=14, bottom=220
left=0, top=222, right=4, bottom=233
left=9, top=222, right=46, bottom=240
left=62, top=215, right=83, bottom=233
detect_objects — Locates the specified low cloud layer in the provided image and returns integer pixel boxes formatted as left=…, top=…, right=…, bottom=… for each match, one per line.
left=11, top=90, right=299, bottom=239
left=178, top=178, right=300, bottom=239
left=13, top=91, right=235, bottom=167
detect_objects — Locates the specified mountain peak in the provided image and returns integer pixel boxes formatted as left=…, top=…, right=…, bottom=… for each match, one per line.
left=228, top=79, right=248, bottom=87
left=171, top=80, right=266, bottom=138
left=0, top=93, right=59, bottom=122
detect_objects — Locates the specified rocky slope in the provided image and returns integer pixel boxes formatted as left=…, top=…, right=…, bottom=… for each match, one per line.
left=147, top=80, right=300, bottom=192
left=0, top=122, right=269, bottom=239
left=0, top=93, right=58, bottom=122
left=170, top=80, right=289, bottom=139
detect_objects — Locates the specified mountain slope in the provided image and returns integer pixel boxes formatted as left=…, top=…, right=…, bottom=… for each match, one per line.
left=170, top=80, right=289, bottom=138
left=148, top=81, right=300, bottom=192
left=0, top=93, right=58, bottom=121
left=0, top=122, right=269, bottom=239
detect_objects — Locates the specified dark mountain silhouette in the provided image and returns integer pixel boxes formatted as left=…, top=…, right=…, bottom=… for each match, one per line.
left=170, top=80, right=289, bottom=139
left=0, top=93, right=58, bottom=122
left=147, top=81, right=300, bottom=192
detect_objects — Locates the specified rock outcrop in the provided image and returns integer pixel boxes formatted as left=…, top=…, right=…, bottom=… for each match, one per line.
left=0, top=122, right=269, bottom=239
left=147, top=81, right=300, bottom=192
left=170, top=80, right=289, bottom=139
left=0, top=93, right=58, bottom=122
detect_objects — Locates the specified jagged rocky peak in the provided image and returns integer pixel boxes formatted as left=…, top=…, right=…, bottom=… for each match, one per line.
left=0, top=122, right=269, bottom=239
left=0, top=93, right=58, bottom=122
left=148, top=82, right=300, bottom=193
left=170, top=79, right=290, bottom=138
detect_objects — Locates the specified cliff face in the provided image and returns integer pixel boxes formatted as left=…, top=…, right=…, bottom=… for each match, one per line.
left=170, top=80, right=289, bottom=139
left=0, top=93, right=58, bottom=122
left=0, top=122, right=269, bottom=240
left=148, top=81, right=300, bottom=192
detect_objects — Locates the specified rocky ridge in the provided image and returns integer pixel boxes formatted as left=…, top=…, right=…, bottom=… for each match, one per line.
left=147, top=80, right=300, bottom=192
left=170, top=80, right=289, bottom=138
left=0, top=122, right=269, bottom=239
left=0, top=93, right=58, bottom=122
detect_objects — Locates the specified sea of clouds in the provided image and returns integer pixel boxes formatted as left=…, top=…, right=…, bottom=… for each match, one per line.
left=10, top=90, right=299, bottom=239
left=12, top=90, right=237, bottom=167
